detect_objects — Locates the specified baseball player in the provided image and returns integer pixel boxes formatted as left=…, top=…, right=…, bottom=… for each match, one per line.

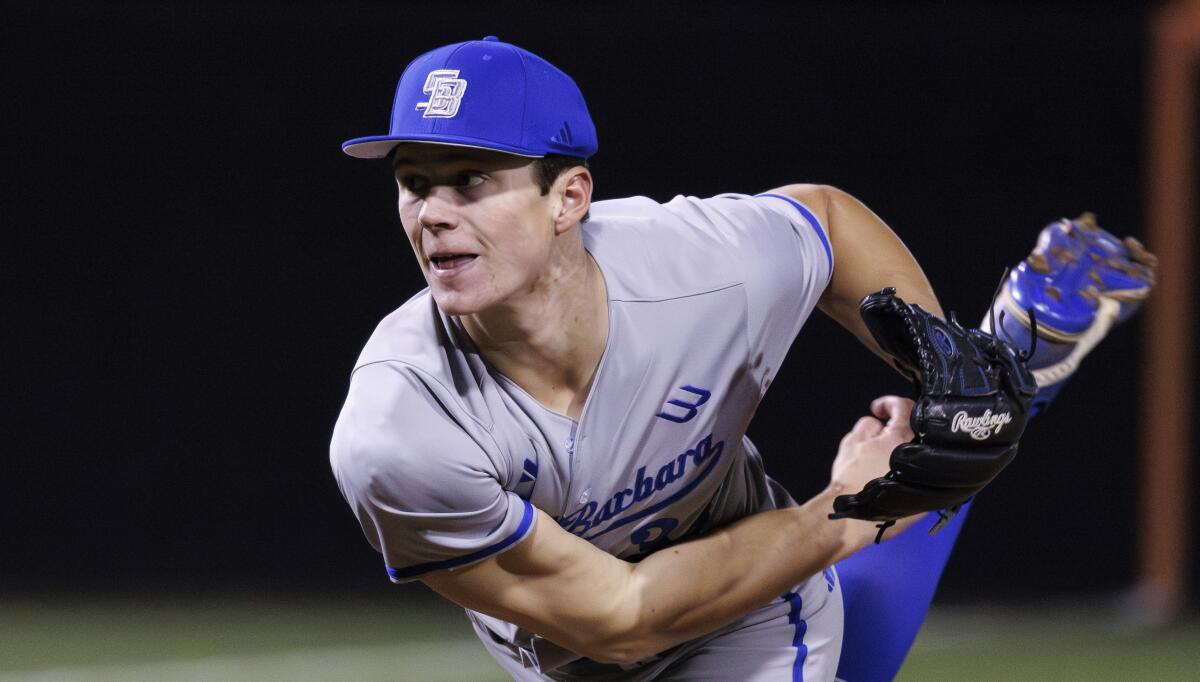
left=330, top=37, right=1154, bottom=681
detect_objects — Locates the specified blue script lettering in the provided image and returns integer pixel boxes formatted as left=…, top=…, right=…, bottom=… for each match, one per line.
left=558, top=433, right=724, bottom=537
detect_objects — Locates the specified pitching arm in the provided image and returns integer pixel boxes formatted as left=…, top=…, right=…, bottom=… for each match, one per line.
left=423, top=397, right=917, bottom=665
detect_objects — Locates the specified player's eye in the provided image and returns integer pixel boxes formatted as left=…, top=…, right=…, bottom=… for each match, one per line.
left=399, top=174, right=430, bottom=195
left=454, top=172, right=486, bottom=190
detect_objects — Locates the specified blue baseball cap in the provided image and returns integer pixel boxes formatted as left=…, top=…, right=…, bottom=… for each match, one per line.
left=342, top=36, right=598, bottom=160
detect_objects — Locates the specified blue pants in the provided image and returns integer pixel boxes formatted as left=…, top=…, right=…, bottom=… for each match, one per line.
left=833, top=502, right=970, bottom=681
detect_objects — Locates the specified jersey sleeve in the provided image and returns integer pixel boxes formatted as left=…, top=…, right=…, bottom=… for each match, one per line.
left=665, top=192, right=834, bottom=387
left=330, top=361, right=536, bottom=583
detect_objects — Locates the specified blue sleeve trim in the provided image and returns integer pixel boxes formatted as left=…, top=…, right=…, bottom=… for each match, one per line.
left=756, top=193, right=834, bottom=280
left=385, top=499, right=535, bottom=582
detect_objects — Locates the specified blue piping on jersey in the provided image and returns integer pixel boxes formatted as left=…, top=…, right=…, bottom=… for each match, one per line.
left=756, top=193, right=833, bottom=281
left=581, top=437, right=724, bottom=541
left=523, top=458, right=539, bottom=477
left=386, top=499, right=535, bottom=582
left=783, top=590, right=808, bottom=681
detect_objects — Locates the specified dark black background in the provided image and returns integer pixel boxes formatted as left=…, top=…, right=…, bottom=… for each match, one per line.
left=6, top=1, right=1188, bottom=604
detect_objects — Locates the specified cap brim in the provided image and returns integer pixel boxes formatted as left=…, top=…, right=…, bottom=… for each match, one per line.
left=341, top=134, right=544, bottom=159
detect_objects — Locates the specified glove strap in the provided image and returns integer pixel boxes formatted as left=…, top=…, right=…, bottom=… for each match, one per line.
left=873, top=520, right=896, bottom=544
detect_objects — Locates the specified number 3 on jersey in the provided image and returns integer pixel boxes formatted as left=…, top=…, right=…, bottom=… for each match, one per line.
left=632, top=517, right=679, bottom=552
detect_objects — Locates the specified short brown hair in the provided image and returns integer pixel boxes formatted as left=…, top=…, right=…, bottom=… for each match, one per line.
left=533, top=155, right=588, bottom=195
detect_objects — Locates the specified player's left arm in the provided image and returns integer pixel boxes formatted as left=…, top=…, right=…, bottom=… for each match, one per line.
left=768, top=183, right=943, bottom=360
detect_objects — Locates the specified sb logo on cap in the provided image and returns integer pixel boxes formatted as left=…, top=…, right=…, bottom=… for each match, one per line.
left=416, top=69, right=467, bottom=118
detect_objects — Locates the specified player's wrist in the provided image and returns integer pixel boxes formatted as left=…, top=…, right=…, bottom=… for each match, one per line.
left=801, top=489, right=869, bottom=560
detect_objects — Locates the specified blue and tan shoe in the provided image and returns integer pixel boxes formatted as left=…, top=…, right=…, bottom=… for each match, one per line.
left=982, top=213, right=1157, bottom=413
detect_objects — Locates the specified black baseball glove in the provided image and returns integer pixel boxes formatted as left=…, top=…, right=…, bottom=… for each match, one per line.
left=829, top=287, right=1038, bottom=541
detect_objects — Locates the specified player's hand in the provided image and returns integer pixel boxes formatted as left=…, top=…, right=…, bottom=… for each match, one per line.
left=828, top=396, right=933, bottom=545
left=829, top=396, right=913, bottom=506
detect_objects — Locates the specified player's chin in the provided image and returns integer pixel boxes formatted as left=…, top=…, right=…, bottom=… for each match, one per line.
left=428, top=283, right=495, bottom=316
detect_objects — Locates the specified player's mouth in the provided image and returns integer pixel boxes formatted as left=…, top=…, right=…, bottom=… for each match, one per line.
left=428, top=252, right=479, bottom=277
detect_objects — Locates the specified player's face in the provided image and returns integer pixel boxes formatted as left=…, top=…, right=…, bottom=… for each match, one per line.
left=392, top=145, right=558, bottom=315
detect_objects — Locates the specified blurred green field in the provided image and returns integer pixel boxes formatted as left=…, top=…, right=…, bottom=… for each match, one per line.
left=1, top=596, right=1197, bottom=681
left=900, top=604, right=1200, bottom=681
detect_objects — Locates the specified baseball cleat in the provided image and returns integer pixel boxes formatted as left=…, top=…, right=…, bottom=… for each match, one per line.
left=981, top=213, right=1157, bottom=412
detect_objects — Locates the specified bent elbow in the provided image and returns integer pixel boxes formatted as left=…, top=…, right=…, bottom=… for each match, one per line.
left=538, top=567, right=672, bottom=665
left=572, top=600, right=666, bottom=665
left=580, top=633, right=665, bottom=666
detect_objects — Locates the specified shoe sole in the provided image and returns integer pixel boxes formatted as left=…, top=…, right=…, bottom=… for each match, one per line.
left=1030, top=297, right=1121, bottom=388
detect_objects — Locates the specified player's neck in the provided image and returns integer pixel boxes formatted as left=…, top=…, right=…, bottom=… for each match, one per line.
left=461, top=247, right=609, bottom=419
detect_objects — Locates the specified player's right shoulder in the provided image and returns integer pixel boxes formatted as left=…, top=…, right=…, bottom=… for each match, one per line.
left=352, top=288, right=451, bottom=371
left=330, top=361, right=436, bottom=473
left=333, top=290, right=469, bottom=475
left=329, top=355, right=503, bottom=515
left=329, top=354, right=534, bottom=582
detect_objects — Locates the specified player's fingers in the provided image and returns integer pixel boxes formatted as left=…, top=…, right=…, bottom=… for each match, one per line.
left=871, top=395, right=914, bottom=429
left=849, top=415, right=884, bottom=439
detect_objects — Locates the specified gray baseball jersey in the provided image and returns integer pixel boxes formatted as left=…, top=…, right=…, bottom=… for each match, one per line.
left=331, top=192, right=839, bottom=680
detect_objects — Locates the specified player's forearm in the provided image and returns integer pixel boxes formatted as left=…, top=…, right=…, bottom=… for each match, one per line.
left=426, top=499, right=872, bottom=666
left=613, top=487, right=875, bottom=661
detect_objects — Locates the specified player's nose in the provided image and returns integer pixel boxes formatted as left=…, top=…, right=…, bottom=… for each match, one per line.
left=416, top=186, right=460, bottom=232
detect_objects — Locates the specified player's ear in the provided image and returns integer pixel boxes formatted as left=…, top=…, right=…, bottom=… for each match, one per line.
left=553, top=167, right=592, bottom=235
